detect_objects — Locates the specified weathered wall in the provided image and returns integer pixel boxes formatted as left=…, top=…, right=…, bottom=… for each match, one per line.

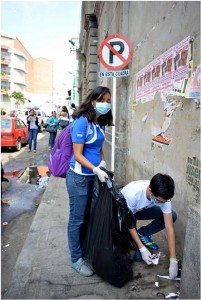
left=93, top=0, right=200, bottom=255
left=79, top=2, right=200, bottom=298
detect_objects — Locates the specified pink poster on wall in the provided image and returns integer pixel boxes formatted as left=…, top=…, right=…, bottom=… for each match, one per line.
left=136, top=36, right=191, bottom=100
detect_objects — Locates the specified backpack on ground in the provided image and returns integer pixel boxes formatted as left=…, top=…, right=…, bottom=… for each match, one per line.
left=48, top=125, right=73, bottom=178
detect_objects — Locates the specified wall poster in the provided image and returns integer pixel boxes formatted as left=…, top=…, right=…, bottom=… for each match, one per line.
left=136, top=36, right=192, bottom=102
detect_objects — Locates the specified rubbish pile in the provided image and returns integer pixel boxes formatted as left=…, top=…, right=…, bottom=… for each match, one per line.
left=17, top=165, right=50, bottom=188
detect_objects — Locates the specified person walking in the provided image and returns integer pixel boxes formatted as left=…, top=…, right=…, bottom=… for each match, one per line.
left=66, top=86, right=113, bottom=277
left=47, top=111, right=60, bottom=149
left=27, top=108, right=40, bottom=153
left=121, top=173, right=178, bottom=279
left=69, top=103, right=76, bottom=123
left=59, top=106, right=69, bottom=130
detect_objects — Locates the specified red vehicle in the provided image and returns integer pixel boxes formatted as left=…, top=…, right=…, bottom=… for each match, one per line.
left=1, top=117, right=29, bottom=151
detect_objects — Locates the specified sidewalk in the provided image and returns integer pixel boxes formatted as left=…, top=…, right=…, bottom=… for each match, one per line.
left=3, top=176, right=180, bottom=299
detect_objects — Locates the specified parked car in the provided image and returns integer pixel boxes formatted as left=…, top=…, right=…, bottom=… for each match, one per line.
left=18, top=109, right=48, bottom=131
left=1, top=117, right=29, bottom=151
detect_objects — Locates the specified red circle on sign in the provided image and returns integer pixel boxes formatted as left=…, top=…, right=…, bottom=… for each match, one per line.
left=99, top=34, right=133, bottom=70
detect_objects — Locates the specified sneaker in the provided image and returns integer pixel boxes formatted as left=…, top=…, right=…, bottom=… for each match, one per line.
left=34, top=150, right=36, bottom=153
left=28, top=149, right=31, bottom=152
left=72, top=258, right=93, bottom=277
left=133, top=250, right=143, bottom=262
left=138, top=233, right=159, bottom=250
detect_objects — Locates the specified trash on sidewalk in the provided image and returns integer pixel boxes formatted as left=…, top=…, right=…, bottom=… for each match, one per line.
left=1, top=199, right=10, bottom=206
left=16, top=165, right=50, bottom=186
left=155, top=281, right=160, bottom=287
left=37, top=176, right=49, bottom=188
left=157, top=275, right=181, bottom=281
left=2, top=222, right=8, bottom=226
left=150, top=254, right=159, bottom=264
left=157, top=291, right=180, bottom=299
left=158, top=251, right=166, bottom=258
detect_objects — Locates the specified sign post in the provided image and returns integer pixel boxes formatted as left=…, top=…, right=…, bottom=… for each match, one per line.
left=99, top=34, right=133, bottom=172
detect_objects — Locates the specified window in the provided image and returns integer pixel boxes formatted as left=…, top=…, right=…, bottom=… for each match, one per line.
left=1, top=119, right=11, bottom=129
left=15, top=120, right=21, bottom=129
left=19, top=120, right=26, bottom=128
left=1, top=81, right=10, bottom=90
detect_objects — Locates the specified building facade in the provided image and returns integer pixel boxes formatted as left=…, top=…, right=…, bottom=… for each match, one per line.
left=1, top=34, right=33, bottom=110
left=33, top=57, right=53, bottom=106
left=78, top=2, right=200, bottom=298
left=1, top=34, right=54, bottom=112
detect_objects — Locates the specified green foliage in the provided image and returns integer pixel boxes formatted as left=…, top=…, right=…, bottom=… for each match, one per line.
left=11, top=91, right=25, bottom=105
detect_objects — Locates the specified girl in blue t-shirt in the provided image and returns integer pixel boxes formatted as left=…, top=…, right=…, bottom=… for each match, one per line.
left=66, top=86, right=113, bottom=277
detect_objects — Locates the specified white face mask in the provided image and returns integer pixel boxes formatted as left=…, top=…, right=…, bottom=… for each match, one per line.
left=95, top=102, right=111, bottom=115
left=150, top=194, right=164, bottom=207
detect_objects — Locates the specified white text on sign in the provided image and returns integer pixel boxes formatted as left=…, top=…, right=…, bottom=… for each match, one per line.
left=99, top=69, right=130, bottom=78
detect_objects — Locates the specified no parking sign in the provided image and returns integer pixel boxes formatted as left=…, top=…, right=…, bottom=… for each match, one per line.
left=99, top=34, right=133, bottom=172
left=99, top=34, right=133, bottom=70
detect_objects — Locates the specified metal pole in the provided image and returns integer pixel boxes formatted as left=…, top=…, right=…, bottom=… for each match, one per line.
left=111, top=77, right=116, bottom=172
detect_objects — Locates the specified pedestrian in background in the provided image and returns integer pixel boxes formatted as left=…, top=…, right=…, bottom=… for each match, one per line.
left=59, top=106, right=69, bottom=130
left=27, top=108, right=40, bottom=153
left=69, top=103, right=76, bottom=123
left=47, top=111, right=60, bottom=149
left=121, top=173, right=178, bottom=279
left=66, top=86, right=113, bottom=277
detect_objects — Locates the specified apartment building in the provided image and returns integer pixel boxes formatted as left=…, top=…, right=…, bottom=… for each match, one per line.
left=1, top=34, right=53, bottom=112
left=33, top=57, right=53, bottom=105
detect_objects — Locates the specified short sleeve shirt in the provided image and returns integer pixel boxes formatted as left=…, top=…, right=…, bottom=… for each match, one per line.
left=70, top=116, right=105, bottom=175
left=30, top=119, right=38, bottom=129
left=121, top=180, right=172, bottom=214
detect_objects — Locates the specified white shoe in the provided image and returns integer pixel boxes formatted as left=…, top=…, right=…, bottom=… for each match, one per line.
left=71, top=258, right=93, bottom=277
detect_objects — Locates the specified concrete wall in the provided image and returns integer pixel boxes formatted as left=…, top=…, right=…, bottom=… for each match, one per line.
left=94, top=0, right=200, bottom=255
left=79, top=2, right=200, bottom=298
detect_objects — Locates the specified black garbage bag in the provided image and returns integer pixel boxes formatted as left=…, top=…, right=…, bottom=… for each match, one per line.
left=82, top=169, right=137, bottom=288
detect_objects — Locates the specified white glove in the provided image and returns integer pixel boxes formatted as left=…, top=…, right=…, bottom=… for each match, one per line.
left=98, top=160, right=107, bottom=169
left=169, top=258, right=178, bottom=279
left=139, top=246, right=153, bottom=265
left=93, top=167, right=108, bottom=183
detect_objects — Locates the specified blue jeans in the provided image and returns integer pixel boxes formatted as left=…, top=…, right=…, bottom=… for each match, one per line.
left=28, top=129, right=38, bottom=151
left=66, top=169, right=95, bottom=263
left=134, top=206, right=177, bottom=236
left=49, top=132, right=57, bottom=148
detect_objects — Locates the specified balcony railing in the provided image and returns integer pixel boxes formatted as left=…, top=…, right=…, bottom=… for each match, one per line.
left=1, top=57, right=10, bottom=65
left=1, top=89, right=11, bottom=96
left=1, top=74, right=10, bottom=80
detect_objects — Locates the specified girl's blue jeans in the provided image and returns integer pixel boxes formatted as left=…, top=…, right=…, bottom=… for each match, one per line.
left=134, top=206, right=177, bottom=236
left=49, top=132, right=57, bottom=148
left=28, top=129, right=38, bottom=151
left=66, top=168, right=94, bottom=263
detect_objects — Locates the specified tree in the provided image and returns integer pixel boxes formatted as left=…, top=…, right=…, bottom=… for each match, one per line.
left=11, top=91, right=25, bottom=106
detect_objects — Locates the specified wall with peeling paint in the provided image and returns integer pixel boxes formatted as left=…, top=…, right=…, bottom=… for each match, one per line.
left=79, top=2, right=200, bottom=297
left=93, top=0, right=200, bottom=256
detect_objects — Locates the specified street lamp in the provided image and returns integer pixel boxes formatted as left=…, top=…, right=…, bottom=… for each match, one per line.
left=68, top=40, right=75, bottom=46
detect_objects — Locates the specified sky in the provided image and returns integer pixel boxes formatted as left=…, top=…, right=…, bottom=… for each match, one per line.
left=1, top=0, right=82, bottom=95
left=1, top=0, right=82, bottom=61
